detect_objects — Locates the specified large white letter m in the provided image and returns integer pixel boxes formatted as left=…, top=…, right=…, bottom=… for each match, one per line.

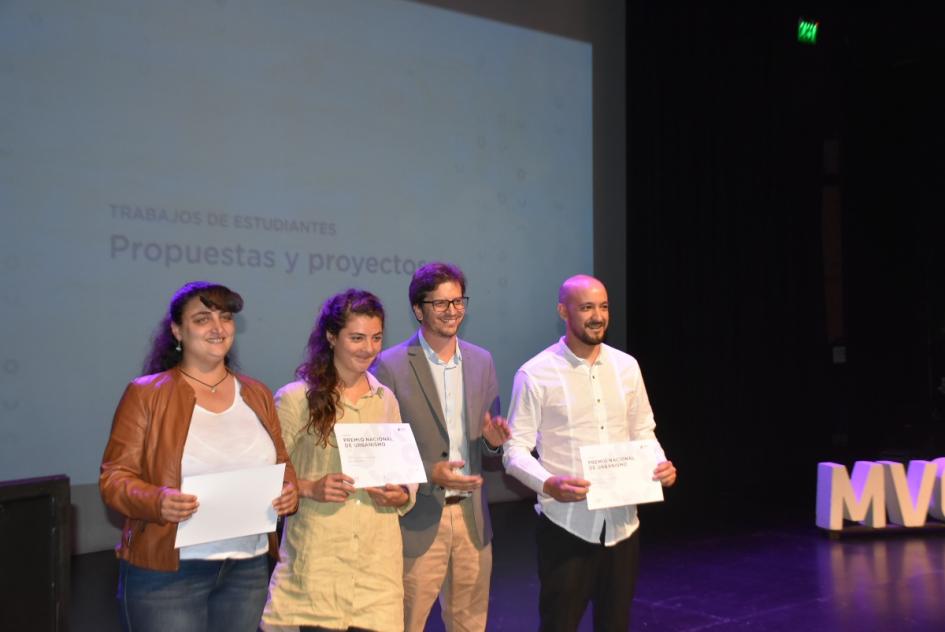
left=816, top=461, right=886, bottom=530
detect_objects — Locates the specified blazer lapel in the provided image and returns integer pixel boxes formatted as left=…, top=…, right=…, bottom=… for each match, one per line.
left=460, top=340, right=481, bottom=441
left=407, top=332, right=448, bottom=437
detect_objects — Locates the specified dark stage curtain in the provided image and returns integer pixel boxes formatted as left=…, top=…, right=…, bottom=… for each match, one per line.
left=625, top=5, right=945, bottom=530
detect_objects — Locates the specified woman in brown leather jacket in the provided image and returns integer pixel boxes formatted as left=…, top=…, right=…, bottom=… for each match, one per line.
left=100, top=281, right=298, bottom=632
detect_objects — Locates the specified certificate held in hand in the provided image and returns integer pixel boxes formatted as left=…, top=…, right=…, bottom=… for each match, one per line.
left=579, top=440, right=666, bottom=511
left=175, top=462, right=286, bottom=548
left=333, top=422, right=428, bottom=488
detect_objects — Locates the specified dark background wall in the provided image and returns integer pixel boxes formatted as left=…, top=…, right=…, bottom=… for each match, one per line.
left=627, top=4, right=945, bottom=531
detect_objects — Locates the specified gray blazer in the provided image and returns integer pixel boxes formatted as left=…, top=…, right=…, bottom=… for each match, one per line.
left=371, top=331, right=500, bottom=557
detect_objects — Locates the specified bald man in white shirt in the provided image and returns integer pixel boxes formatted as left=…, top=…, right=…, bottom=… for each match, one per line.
left=503, top=274, right=677, bottom=632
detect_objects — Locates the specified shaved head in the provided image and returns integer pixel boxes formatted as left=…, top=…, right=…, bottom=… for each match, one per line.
left=556, top=275, right=610, bottom=355
left=558, top=274, right=606, bottom=305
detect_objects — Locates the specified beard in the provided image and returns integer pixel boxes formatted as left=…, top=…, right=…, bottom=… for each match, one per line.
left=423, top=312, right=464, bottom=340
left=572, top=320, right=607, bottom=345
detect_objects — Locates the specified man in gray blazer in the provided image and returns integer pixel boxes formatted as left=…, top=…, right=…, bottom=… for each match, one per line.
left=372, top=261, right=510, bottom=632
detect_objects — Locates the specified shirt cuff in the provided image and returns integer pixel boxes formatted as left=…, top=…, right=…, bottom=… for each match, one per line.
left=397, top=483, right=419, bottom=516
left=481, top=437, right=503, bottom=455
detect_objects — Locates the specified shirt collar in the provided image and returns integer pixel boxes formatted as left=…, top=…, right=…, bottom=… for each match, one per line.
left=418, top=329, right=462, bottom=367
left=341, top=371, right=385, bottom=408
left=364, top=370, right=384, bottom=396
left=557, top=336, right=604, bottom=368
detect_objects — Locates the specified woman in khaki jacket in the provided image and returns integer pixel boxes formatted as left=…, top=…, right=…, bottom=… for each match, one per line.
left=262, top=289, right=415, bottom=632
left=100, top=281, right=298, bottom=632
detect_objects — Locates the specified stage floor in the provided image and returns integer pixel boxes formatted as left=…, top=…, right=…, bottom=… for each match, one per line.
left=71, top=499, right=945, bottom=631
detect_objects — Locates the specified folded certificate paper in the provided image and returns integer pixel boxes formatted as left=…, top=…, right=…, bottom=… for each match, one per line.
left=580, top=440, right=665, bottom=510
left=334, top=422, right=428, bottom=488
left=174, top=462, right=285, bottom=548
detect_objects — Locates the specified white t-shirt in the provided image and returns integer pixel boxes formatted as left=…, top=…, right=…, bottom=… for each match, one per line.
left=179, top=379, right=277, bottom=560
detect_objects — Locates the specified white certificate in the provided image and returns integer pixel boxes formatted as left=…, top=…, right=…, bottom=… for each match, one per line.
left=174, top=462, right=285, bottom=548
left=580, top=440, right=665, bottom=510
left=333, top=422, right=427, bottom=488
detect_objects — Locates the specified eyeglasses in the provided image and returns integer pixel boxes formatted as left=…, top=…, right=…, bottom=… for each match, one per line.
left=421, top=297, right=469, bottom=312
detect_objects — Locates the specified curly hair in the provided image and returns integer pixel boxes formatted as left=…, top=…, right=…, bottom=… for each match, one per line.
left=297, top=288, right=385, bottom=446
left=142, top=281, right=244, bottom=374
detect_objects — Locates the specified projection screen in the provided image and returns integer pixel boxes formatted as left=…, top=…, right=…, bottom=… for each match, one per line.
left=0, top=0, right=592, bottom=547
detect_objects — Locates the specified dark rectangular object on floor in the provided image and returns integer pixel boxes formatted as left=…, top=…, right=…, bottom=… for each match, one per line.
left=0, top=474, right=71, bottom=632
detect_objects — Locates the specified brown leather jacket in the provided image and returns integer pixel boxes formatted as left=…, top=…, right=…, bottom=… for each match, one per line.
left=100, top=368, right=298, bottom=572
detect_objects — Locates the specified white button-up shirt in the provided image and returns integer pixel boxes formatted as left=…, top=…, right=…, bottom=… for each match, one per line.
left=418, top=331, right=469, bottom=496
left=503, top=338, right=660, bottom=545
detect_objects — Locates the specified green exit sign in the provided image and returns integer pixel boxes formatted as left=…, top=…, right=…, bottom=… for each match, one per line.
left=798, top=19, right=819, bottom=45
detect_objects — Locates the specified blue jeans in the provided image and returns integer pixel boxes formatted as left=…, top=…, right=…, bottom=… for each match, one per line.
left=117, top=555, right=269, bottom=632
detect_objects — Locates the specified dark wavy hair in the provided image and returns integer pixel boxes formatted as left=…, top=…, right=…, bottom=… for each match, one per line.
left=408, top=261, right=466, bottom=309
left=142, top=281, right=244, bottom=374
left=297, top=289, right=385, bottom=446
